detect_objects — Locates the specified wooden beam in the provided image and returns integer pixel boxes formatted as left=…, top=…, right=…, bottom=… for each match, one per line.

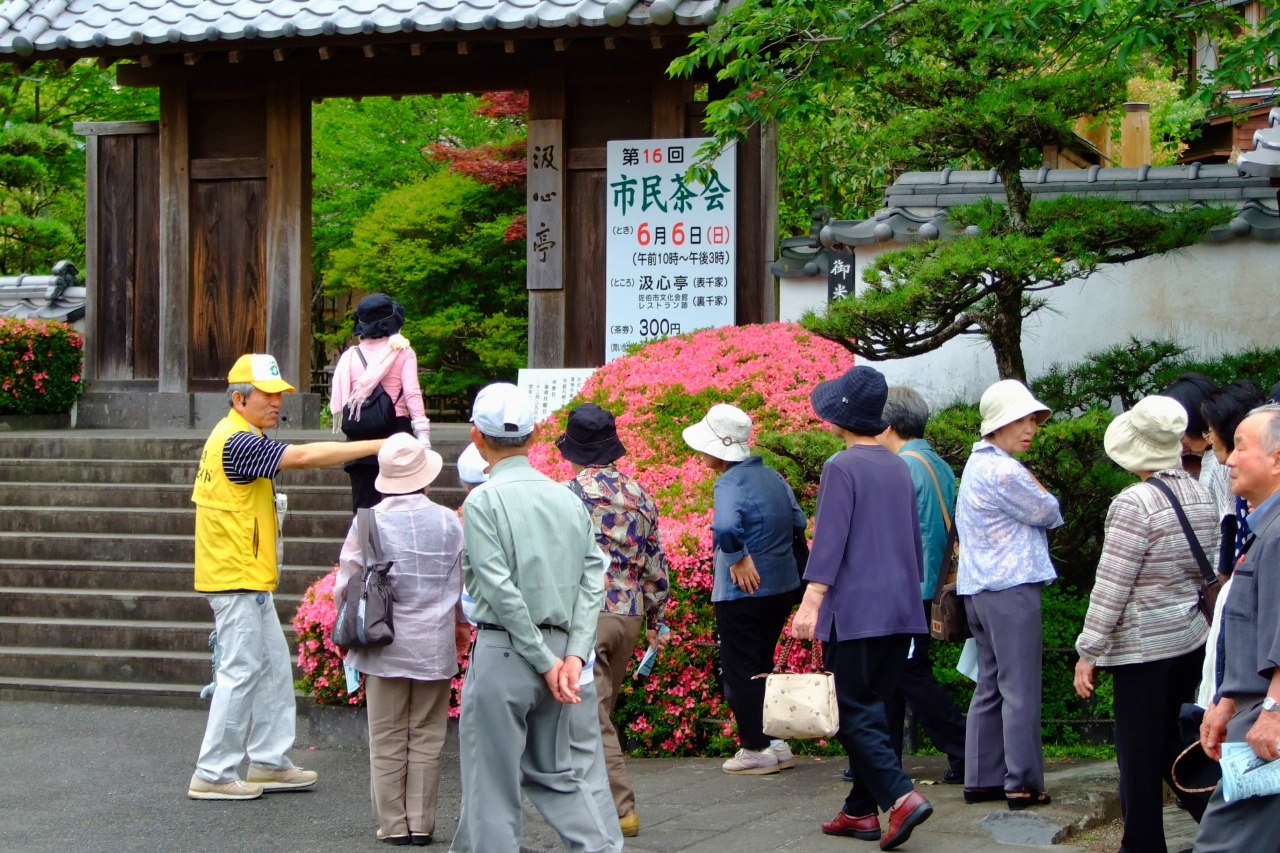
left=158, top=82, right=190, bottom=393
left=650, top=35, right=663, bottom=49
left=604, top=37, right=616, bottom=50
left=457, top=41, right=468, bottom=55
left=504, top=40, right=516, bottom=54
left=566, top=147, right=606, bottom=170
left=228, top=50, right=241, bottom=63
left=56, top=59, right=71, bottom=72
left=318, top=46, right=333, bottom=60
left=97, top=56, right=113, bottom=69
left=410, top=43, right=423, bottom=56
left=554, top=38, right=568, bottom=52
left=265, top=78, right=312, bottom=392
left=273, top=48, right=291, bottom=62
left=81, top=132, right=100, bottom=384
left=183, top=53, right=200, bottom=66
left=189, top=157, right=268, bottom=180
left=140, top=55, right=156, bottom=68
left=362, top=44, right=376, bottom=58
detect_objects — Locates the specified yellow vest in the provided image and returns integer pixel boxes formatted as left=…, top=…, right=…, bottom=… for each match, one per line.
left=192, top=409, right=279, bottom=592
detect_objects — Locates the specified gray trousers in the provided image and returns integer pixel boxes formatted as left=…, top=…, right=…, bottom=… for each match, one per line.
left=964, top=583, right=1045, bottom=792
left=1194, top=696, right=1280, bottom=853
left=450, top=627, right=620, bottom=853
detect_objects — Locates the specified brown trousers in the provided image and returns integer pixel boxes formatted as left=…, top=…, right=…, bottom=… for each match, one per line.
left=594, top=612, right=644, bottom=818
left=364, top=674, right=451, bottom=839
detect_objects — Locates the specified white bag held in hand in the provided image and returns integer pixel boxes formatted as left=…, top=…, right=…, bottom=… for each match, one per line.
left=761, top=670, right=839, bottom=740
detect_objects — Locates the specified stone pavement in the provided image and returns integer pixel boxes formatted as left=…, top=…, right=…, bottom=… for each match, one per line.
left=0, top=699, right=1195, bottom=853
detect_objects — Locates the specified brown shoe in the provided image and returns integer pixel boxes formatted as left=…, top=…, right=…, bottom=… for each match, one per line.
left=881, top=790, right=932, bottom=851
left=822, top=810, right=881, bottom=840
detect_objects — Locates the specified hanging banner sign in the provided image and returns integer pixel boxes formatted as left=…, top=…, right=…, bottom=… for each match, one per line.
left=604, top=138, right=736, bottom=362
left=827, top=247, right=855, bottom=303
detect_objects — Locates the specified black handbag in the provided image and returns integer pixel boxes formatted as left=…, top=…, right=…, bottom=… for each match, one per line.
left=332, top=508, right=396, bottom=649
left=340, top=349, right=403, bottom=440
left=1146, top=477, right=1219, bottom=623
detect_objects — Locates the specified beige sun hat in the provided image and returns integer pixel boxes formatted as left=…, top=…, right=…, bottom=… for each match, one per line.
left=374, top=433, right=444, bottom=495
left=1104, top=395, right=1187, bottom=474
left=979, top=379, right=1051, bottom=436
left=682, top=403, right=752, bottom=463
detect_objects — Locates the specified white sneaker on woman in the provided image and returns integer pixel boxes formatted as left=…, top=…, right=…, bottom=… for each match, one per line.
left=767, top=739, right=796, bottom=770
left=722, top=748, right=780, bottom=775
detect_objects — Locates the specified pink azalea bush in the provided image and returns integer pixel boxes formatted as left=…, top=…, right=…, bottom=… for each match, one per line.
left=0, top=317, right=84, bottom=414
left=527, top=322, right=852, bottom=756
left=293, top=322, right=852, bottom=754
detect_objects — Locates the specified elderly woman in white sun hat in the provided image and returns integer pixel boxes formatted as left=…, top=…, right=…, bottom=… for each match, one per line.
left=1073, top=396, right=1215, bottom=851
left=335, top=433, right=470, bottom=847
left=956, top=379, right=1063, bottom=811
left=683, top=403, right=807, bottom=776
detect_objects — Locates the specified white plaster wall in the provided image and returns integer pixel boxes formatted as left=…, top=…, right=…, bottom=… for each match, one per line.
left=779, top=240, right=1280, bottom=408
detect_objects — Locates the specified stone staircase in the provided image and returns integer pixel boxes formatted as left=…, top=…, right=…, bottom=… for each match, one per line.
left=0, top=426, right=471, bottom=708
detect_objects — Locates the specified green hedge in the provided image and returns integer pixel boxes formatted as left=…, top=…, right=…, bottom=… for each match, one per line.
left=0, top=317, right=84, bottom=415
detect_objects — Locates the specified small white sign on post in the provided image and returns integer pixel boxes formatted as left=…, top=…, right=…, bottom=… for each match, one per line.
left=604, top=138, right=736, bottom=362
left=517, top=368, right=597, bottom=423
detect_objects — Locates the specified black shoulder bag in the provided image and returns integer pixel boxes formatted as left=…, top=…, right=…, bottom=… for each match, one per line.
left=340, top=349, right=403, bottom=440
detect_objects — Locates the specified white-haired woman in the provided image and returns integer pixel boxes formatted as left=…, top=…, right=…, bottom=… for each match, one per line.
left=335, top=433, right=470, bottom=846
left=957, top=380, right=1062, bottom=810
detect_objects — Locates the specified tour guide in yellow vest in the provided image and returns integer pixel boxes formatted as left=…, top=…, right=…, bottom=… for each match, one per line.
left=187, top=353, right=385, bottom=802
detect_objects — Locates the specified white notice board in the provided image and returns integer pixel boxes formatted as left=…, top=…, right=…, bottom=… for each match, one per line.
left=517, top=368, right=597, bottom=423
left=604, top=138, right=736, bottom=361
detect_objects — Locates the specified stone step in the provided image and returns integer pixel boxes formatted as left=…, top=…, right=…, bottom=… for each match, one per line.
left=0, top=505, right=357, bottom=539
left=0, top=531, right=344, bottom=565
left=0, top=559, right=331, bottom=595
left=0, top=587, right=301, bottom=622
left=0, top=482, right=350, bottom=512
left=0, top=675, right=211, bottom=710
left=0, top=616, right=296, bottom=653
left=0, top=646, right=222, bottom=685
left=0, top=458, right=351, bottom=486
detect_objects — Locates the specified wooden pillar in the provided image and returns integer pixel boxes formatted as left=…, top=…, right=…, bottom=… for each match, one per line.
left=158, top=83, right=190, bottom=393
left=735, top=124, right=766, bottom=325
left=265, top=79, right=311, bottom=389
left=759, top=120, right=779, bottom=322
left=82, top=131, right=100, bottom=384
left=527, top=69, right=566, bottom=369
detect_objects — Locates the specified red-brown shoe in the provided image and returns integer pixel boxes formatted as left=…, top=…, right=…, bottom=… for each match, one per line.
left=822, top=810, right=881, bottom=841
left=880, top=790, right=932, bottom=851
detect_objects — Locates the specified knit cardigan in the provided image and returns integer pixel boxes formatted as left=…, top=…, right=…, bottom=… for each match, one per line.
left=1075, top=469, right=1215, bottom=667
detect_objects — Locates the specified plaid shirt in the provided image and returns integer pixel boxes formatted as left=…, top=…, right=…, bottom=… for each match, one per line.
left=569, top=465, right=671, bottom=629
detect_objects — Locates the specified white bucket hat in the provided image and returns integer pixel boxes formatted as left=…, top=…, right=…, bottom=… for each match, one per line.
left=682, top=403, right=752, bottom=463
left=979, top=379, right=1051, bottom=436
left=1104, top=395, right=1187, bottom=474
left=375, top=433, right=444, bottom=495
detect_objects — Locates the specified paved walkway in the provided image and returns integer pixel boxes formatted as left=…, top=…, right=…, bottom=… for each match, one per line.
left=0, top=699, right=1197, bottom=853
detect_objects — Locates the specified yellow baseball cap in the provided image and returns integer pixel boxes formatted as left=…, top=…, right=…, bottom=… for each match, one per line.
left=227, top=354, right=296, bottom=393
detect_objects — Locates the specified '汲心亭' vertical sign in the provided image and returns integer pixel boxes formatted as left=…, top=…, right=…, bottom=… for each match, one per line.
left=605, top=138, right=736, bottom=361
left=527, top=119, right=563, bottom=291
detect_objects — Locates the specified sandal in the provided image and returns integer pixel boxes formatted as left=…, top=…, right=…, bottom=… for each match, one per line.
left=963, top=786, right=1005, bottom=804
left=1006, top=790, right=1051, bottom=811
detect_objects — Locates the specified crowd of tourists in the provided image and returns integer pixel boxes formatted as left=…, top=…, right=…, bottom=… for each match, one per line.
left=182, top=299, right=1280, bottom=853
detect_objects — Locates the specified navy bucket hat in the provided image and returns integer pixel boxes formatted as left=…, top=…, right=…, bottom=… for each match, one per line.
left=811, top=365, right=890, bottom=435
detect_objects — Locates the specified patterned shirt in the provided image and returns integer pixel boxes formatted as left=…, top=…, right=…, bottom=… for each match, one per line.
left=1074, top=470, right=1214, bottom=667
left=956, top=440, right=1063, bottom=595
left=569, top=464, right=670, bottom=628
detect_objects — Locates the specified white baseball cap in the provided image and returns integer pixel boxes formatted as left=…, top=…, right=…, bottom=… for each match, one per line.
left=456, top=443, right=490, bottom=485
left=470, top=382, right=535, bottom=438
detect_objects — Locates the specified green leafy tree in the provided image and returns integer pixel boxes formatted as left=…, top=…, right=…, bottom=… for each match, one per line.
left=326, top=169, right=526, bottom=395
left=673, top=0, right=1242, bottom=381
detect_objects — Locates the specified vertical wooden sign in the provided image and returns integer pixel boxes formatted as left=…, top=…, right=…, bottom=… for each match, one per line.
left=527, top=118, right=564, bottom=291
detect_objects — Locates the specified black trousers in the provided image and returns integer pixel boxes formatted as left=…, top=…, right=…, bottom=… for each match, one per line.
left=1110, top=646, right=1205, bottom=853
left=826, top=633, right=915, bottom=816
left=343, top=416, right=414, bottom=512
left=714, top=592, right=795, bottom=751
left=883, top=600, right=967, bottom=770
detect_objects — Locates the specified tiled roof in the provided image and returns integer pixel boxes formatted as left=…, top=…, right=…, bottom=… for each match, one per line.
left=0, top=262, right=85, bottom=323
left=772, top=164, right=1280, bottom=278
left=0, top=0, right=722, bottom=56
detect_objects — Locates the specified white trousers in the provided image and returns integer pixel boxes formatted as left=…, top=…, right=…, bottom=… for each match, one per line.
left=194, top=592, right=296, bottom=783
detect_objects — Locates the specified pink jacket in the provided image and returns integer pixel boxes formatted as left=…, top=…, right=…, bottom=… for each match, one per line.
left=329, top=337, right=427, bottom=425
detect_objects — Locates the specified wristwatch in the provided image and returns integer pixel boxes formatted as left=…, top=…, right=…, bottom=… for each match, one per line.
left=1263, top=697, right=1279, bottom=713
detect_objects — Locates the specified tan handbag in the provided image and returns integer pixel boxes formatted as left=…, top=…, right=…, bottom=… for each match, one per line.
left=760, top=637, right=839, bottom=740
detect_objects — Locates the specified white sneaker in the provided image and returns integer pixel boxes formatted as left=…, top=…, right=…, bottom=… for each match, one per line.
left=187, top=774, right=263, bottom=800
left=246, top=764, right=318, bottom=791
left=722, top=747, right=780, bottom=775
left=767, top=739, right=796, bottom=770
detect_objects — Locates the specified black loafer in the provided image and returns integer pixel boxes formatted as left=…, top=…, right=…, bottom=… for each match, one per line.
left=963, top=786, right=1005, bottom=804
left=410, top=833, right=432, bottom=846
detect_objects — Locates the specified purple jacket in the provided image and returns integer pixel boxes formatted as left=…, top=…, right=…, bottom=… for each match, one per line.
left=805, top=444, right=927, bottom=641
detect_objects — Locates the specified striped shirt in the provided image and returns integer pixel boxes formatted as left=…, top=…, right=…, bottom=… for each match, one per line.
left=222, top=431, right=287, bottom=485
left=1075, top=469, right=1214, bottom=667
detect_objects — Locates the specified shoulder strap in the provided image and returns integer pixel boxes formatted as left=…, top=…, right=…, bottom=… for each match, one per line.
left=352, top=347, right=402, bottom=405
left=902, top=450, right=952, bottom=532
left=357, top=507, right=388, bottom=569
left=1146, top=476, right=1215, bottom=583
left=355, top=348, right=367, bottom=368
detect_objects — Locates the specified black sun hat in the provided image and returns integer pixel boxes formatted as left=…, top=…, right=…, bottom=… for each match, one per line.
left=556, top=403, right=626, bottom=466
left=810, top=365, right=890, bottom=435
